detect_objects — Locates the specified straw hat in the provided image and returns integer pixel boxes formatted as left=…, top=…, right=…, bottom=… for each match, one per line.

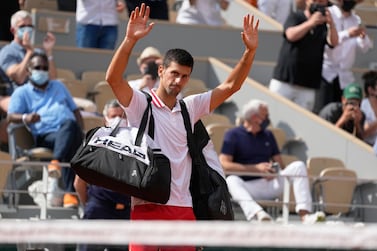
left=137, top=46, right=162, bottom=66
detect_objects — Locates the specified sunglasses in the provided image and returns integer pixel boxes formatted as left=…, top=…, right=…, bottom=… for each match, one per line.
left=18, top=24, right=34, bottom=29
left=31, top=65, right=48, bottom=71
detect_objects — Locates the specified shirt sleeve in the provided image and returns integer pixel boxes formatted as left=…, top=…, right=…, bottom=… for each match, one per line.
left=221, top=129, right=236, bottom=155
left=7, top=87, right=28, bottom=114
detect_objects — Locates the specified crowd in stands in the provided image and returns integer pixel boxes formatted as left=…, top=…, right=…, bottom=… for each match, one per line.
left=0, top=0, right=376, bottom=227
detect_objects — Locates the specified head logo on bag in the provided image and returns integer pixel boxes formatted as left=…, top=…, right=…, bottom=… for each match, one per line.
left=89, top=135, right=150, bottom=165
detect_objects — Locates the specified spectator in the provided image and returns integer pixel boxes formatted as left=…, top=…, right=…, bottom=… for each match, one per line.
left=314, top=0, right=373, bottom=114
left=7, top=51, right=84, bottom=208
left=268, top=0, right=338, bottom=111
left=319, top=83, right=365, bottom=139
left=219, top=99, right=321, bottom=223
left=106, top=4, right=258, bottom=250
left=258, top=0, right=294, bottom=25
left=76, top=0, right=126, bottom=50
left=0, top=10, right=57, bottom=149
left=74, top=99, right=130, bottom=251
left=361, top=71, right=377, bottom=146
left=129, top=46, right=162, bottom=91
left=176, top=0, right=230, bottom=26
left=0, top=10, right=57, bottom=112
left=125, top=0, right=169, bottom=20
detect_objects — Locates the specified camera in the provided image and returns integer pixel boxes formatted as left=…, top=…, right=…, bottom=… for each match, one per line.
left=271, top=162, right=280, bottom=173
left=309, top=3, right=326, bottom=16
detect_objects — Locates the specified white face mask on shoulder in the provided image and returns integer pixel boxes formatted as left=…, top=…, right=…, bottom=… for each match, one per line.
left=106, top=116, right=128, bottom=128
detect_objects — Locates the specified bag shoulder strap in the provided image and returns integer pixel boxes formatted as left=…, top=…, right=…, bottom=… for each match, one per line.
left=179, top=100, right=197, bottom=158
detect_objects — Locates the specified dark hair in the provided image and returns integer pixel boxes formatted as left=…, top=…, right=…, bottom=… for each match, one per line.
left=163, top=48, right=194, bottom=72
left=29, top=49, right=48, bottom=64
left=362, top=70, right=377, bottom=97
left=143, top=61, right=159, bottom=80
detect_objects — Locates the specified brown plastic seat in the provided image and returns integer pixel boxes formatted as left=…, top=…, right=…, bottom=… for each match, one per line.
left=314, top=167, right=357, bottom=215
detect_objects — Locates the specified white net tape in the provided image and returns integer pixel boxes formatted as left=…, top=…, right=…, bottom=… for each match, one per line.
left=0, top=219, right=376, bottom=249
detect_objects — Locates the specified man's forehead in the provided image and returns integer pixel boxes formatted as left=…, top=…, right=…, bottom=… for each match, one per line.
left=30, top=56, right=47, bottom=65
left=17, top=17, right=32, bottom=25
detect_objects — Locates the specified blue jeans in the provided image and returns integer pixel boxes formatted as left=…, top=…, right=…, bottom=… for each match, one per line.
left=76, top=23, right=118, bottom=50
left=36, top=120, right=83, bottom=192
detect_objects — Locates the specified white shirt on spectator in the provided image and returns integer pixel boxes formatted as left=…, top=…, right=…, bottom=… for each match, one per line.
left=322, top=5, right=373, bottom=89
left=76, top=0, right=119, bottom=25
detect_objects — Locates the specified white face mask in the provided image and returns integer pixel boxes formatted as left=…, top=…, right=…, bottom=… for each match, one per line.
left=106, top=116, right=128, bottom=127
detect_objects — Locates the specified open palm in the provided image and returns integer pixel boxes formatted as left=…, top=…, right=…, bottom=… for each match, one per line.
left=242, top=14, right=259, bottom=51
left=126, top=4, right=154, bottom=41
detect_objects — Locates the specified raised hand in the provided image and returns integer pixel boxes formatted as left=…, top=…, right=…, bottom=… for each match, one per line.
left=42, top=32, right=56, bottom=53
left=125, top=3, right=154, bottom=42
left=241, top=14, right=259, bottom=51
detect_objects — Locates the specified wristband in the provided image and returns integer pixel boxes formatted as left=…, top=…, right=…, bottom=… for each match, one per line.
left=48, top=55, right=53, bottom=61
left=22, top=113, right=31, bottom=132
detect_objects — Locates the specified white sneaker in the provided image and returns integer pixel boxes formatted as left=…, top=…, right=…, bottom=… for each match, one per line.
left=46, top=177, right=63, bottom=207
left=302, top=211, right=326, bottom=224
left=28, top=177, right=63, bottom=208
left=256, top=210, right=273, bottom=222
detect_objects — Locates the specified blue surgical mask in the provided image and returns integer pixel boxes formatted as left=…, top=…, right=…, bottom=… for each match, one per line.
left=260, top=118, right=270, bottom=131
left=30, top=70, right=49, bottom=86
left=17, top=26, right=33, bottom=41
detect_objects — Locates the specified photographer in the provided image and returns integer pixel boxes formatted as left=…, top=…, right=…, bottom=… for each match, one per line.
left=268, top=0, right=338, bottom=111
left=319, top=83, right=365, bottom=139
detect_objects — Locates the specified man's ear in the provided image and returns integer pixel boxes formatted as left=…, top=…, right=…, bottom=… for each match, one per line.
left=10, top=27, right=16, bottom=35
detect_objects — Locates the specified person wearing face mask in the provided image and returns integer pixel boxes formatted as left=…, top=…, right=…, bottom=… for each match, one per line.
left=219, top=99, right=320, bottom=223
left=0, top=10, right=57, bottom=148
left=7, top=51, right=84, bottom=208
left=268, top=0, right=338, bottom=112
left=74, top=99, right=130, bottom=251
left=313, top=0, right=373, bottom=114
left=360, top=71, right=377, bottom=146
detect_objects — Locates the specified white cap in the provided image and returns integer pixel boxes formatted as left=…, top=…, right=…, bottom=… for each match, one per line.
left=137, top=46, right=162, bottom=66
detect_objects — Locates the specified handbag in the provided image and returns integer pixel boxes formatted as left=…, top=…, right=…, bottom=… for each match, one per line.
left=71, top=93, right=171, bottom=204
left=180, top=100, right=234, bottom=220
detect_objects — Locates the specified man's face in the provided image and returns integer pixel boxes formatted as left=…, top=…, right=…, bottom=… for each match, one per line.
left=158, top=62, right=191, bottom=97
left=342, top=98, right=361, bottom=110
left=107, top=106, right=124, bottom=119
left=29, top=56, right=48, bottom=72
left=13, top=17, right=33, bottom=42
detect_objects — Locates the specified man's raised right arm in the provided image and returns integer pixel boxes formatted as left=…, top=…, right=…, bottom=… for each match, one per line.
left=106, top=4, right=154, bottom=108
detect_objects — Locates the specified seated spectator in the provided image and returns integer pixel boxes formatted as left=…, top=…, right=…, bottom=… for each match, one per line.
left=319, top=83, right=365, bottom=140
left=0, top=10, right=57, bottom=147
left=74, top=99, right=130, bottom=251
left=219, top=99, right=322, bottom=223
left=176, top=0, right=230, bottom=26
left=129, top=46, right=162, bottom=91
left=361, top=71, right=377, bottom=146
left=7, top=51, right=83, bottom=208
left=0, top=10, right=57, bottom=110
